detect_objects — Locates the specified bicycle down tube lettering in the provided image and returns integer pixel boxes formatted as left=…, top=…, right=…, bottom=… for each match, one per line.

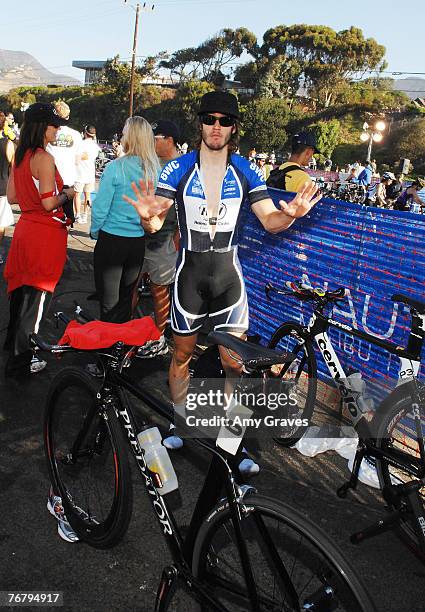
left=116, top=405, right=173, bottom=536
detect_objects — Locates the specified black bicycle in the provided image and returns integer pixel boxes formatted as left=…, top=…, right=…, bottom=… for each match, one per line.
left=265, top=281, right=425, bottom=561
left=32, top=313, right=374, bottom=611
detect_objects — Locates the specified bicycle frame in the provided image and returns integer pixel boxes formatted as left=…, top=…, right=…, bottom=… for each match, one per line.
left=38, top=310, right=291, bottom=610
left=267, top=286, right=425, bottom=552
left=80, top=362, right=266, bottom=612
left=302, top=306, right=425, bottom=476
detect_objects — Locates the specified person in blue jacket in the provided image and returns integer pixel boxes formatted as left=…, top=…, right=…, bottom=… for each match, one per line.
left=356, top=161, right=373, bottom=187
left=90, top=116, right=160, bottom=322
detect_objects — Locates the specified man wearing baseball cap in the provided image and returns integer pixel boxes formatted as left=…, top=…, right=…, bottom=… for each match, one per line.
left=137, top=119, right=181, bottom=357
left=125, top=91, right=320, bottom=472
left=267, top=132, right=320, bottom=193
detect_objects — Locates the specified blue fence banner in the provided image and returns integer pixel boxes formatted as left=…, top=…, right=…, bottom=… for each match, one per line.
left=238, top=189, right=425, bottom=387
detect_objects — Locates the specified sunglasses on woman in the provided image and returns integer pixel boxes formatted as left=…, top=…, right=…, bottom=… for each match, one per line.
left=200, top=114, right=235, bottom=127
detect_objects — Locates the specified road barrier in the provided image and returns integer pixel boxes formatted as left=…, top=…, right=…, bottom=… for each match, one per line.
left=238, top=189, right=425, bottom=385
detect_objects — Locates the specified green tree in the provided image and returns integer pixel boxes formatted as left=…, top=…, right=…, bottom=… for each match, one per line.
left=142, top=80, right=214, bottom=145
left=336, top=78, right=409, bottom=111
left=383, top=118, right=425, bottom=172
left=312, top=119, right=341, bottom=160
left=242, top=98, right=290, bottom=150
left=101, top=54, right=163, bottom=103
left=160, top=28, right=257, bottom=83
left=243, top=25, right=386, bottom=108
left=257, top=56, right=303, bottom=99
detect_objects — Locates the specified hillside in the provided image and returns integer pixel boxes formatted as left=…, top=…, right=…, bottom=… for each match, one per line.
left=0, top=49, right=80, bottom=92
left=393, top=77, right=425, bottom=99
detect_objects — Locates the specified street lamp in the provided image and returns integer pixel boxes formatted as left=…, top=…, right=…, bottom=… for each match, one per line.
left=360, top=119, right=386, bottom=162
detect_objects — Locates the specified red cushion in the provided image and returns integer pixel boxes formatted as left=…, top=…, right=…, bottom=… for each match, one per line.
left=58, top=318, right=161, bottom=349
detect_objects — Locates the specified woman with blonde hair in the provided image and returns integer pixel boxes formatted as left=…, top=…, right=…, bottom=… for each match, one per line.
left=91, top=116, right=160, bottom=322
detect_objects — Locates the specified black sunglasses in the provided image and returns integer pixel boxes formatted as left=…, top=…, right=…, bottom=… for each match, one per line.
left=200, top=114, right=235, bottom=127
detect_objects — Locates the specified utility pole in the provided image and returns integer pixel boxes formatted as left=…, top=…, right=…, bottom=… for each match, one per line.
left=129, top=3, right=140, bottom=117
left=126, top=1, right=154, bottom=117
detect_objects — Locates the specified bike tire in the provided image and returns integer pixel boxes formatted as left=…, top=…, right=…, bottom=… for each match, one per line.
left=373, top=382, right=425, bottom=561
left=192, top=493, right=375, bottom=612
left=268, top=322, right=317, bottom=447
left=44, top=367, right=133, bottom=548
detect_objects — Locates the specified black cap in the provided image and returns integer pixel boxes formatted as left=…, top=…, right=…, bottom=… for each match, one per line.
left=198, top=91, right=240, bottom=119
left=84, top=125, right=96, bottom=137
left=24, top=103, right=68, bottom=127
left=292, top=132, right=321, bottom=154
left=151, top=119, right=180, bottom=143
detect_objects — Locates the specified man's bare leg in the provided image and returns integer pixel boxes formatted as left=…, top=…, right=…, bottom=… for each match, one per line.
left=169, top=332, right=198, bottom=406
left=163, top=332, right=198, bottom=449
left=150, top=283, right=171, bottom=335
left=218, top=333, right=260, bottom=475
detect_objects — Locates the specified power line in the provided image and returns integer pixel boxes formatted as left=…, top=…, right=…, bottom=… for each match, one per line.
left=1, top=6, right=124, bottom=35
left=0, top=1, right=120, bottom=28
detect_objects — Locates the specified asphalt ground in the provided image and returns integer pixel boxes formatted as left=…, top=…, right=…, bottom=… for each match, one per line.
left=0, top=208, right=424, bottom=612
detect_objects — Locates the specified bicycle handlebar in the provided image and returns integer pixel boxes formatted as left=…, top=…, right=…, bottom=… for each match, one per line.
left=30, top=306, right=133, bottom=357
left=266, top=281, right=425, bottom=315
left=30, top=333, right=74, bottom=353
left=265, top=281, right=346, bottom=303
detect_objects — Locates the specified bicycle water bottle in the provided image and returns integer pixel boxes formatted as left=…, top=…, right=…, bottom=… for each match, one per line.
left=137, top=427, right=178, bottom=495
left=345, top=371, right=374, bottom=422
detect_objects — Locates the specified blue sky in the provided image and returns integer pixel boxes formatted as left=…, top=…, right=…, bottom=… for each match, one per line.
left=1, top=0, right=424, bottom=83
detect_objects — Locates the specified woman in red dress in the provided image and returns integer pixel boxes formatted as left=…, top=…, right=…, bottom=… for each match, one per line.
left=3, top=103, right=75, bottom=377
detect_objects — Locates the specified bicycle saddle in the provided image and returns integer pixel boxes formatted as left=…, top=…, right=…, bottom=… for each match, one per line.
left=207, top=331, right=291, bottom=370
left=392, top=294, right=425, bottom=314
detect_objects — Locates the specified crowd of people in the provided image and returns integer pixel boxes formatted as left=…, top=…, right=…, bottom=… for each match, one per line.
left=2, top=96, right=424, bottom=377
left=246, top=145, right=425, bottom=212
left=1, top=92, right=424, bottom=540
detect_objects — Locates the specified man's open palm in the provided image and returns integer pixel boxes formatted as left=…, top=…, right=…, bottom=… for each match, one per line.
left=123, top=179, right=167, bottom=220
left=279, top=181, right=321, bottom=218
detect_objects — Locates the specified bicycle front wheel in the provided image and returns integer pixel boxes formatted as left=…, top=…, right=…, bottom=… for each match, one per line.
left=268, top=322, right=317, bottom=446
left=192, top=493, right=375, bottom=611
left=374, top=383, right=425, bottom=561
left=44, top=367, right=133, bottom=548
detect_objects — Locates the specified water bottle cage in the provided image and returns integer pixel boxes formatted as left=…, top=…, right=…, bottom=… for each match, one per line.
left=148, top=466, right=163, bottom=489
left=341, top=389, right=371, bottom=416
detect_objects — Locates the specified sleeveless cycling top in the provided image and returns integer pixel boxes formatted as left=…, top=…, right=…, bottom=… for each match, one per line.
left=155, top=151, right=269, bottom=252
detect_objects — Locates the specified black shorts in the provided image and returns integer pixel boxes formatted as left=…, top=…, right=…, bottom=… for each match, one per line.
left=171, top=248, right=249, bottom=336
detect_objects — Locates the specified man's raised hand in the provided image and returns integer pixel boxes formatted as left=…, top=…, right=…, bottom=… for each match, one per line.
left=123, top=179, right=167, bottom=220
left=279, top=181, right=322, bottom=219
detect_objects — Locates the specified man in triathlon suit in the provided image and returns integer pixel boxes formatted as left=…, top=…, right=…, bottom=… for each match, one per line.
left=125, top=91, right=320, bottom=466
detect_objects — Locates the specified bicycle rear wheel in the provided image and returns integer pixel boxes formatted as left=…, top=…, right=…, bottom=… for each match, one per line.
left=44, top=367, right=133, bottom=548
left=192, top=493, right=375, bottom=611
left=374, top=383, right=425, bottom=561
left=268, top=322, right=317, bottom=446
